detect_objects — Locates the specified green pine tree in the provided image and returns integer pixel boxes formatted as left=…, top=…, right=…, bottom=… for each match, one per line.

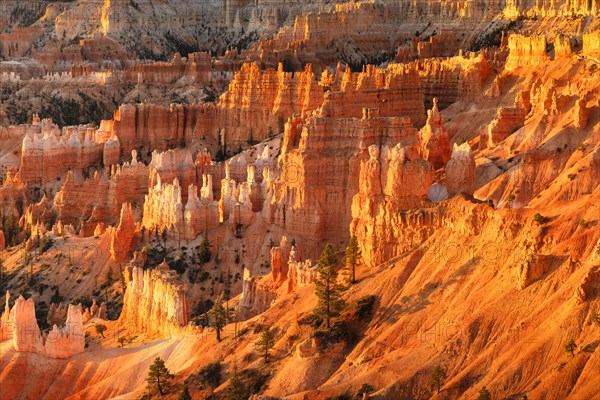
left=565, top=338, right=577, bottom=357
left=0, top=257, right=5, bottom=291
left=314, top=244, right=345, bottom=329
left=178, top=385, right=192, bottom=400
left=199, top=231, right=212, bottom=264
left=477, top=386, right=492, bottom=400
left=198, top=362, right=221, bottom=389
left=255, top=327, right=275, bottom=362
left=105, top=266, right=113, bottom=285
left=343, top=235, right=361, bottom=284
left=209, top=294, right=229, bottom=341
left=146, top=357, right=174, bottom=396
left=430, top=365, right=446, bottom=393
left=227, top=362, right=245, bottom=400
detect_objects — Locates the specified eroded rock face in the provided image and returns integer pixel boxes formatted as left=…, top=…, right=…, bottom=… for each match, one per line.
left=446, top=143, right=476, bottom=196
left=418, top=98, right=451, bottom=169
left=239, top=268, right=277, bottom=320
left=109, top=203, right=139, bottom=262
left=119, top=264, right=190, bottom=338
left=51, top=153, right=149, bottom=236
left=286, top=245, right=317, bottom=293
left=504, top=0, right=599, bottom=17
left=574, top=98, right=589, bottom=130
left=0, top=292, right=84, bottom=359
left=143, top=176, right=219, bottom=240
left=351, top=143, right=434, bottom=267
left=0, top=230, right=5, bottom=251
left=19, top=122, right=104, bottom=185
left=265, top=111, right=421, bottom=243
left=271, top=236, right=292, bottom=285
left=506, top=34, right=549, bottom=71
left=583, top=30, right=600, bottom=56
left=515, top=242, right=548, bottom=289
left=483, top=107, right=527, bottom=148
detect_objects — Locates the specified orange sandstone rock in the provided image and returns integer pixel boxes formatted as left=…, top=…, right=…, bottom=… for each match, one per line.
left=119, top=264, right=190, bottom=338
left=505, top=34, right=549, bottom=71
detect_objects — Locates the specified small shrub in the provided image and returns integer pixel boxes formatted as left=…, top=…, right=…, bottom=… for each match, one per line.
left=198, top=362, right=221, bottom=388
left=534, top=213, right=548, bottom=225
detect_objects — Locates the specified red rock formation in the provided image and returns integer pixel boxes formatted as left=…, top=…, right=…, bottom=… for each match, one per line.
left=0, top=292, right=84, bottom=359
left=111, top=103, right=202, bottom=158
left=0, top=230, right=5, bottom=252
left=286, top=245, right=317, bottom=293
left=554, top=35, right=575, bottom=58
left=574, top=98, right=589, bottom=130
left=108, top=203, right=139, bottom=262
left=514, top=241, right=548, bottom=289
left=350, top=143, right=434, bottom=266
left=19, top=123, right=104, bottom=185
left=418, top=98, right=451, bottom=169
left=148, top=149, right=197, bottom=203
left=583, top=31, right=600, bottom=56
left=413, top=54, right=492, bottom=108
left=575, top=266, right=600, bottom=304
left=51, top=153, right=149, bottom=235
left=0, top=26, right=42, bottom=58
left=143, top=176, right=218, bottom=240
left=483, top=107, right=527, bottom=148
left=264, top=109, right=421, bottom=244
left=103, top=134, right=121, bottom=166
left=504, top=0, right=599, bottom=17
left=270, top=236, right=292, bottom=285
left=505, top=35, right=549, bottom=71
left=239, top=268, right=277, bottom=320
left=0, top=169, right=27, bottom=219
left=446, top=143, right=476, bottom=196
left=119, top=264, right=191, bottom=338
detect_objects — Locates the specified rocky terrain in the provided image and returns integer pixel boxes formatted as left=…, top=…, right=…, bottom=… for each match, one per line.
left=0, top=1, right=599, bottom=399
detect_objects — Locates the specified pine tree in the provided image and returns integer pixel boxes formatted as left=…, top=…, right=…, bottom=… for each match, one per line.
left=178, top=385, right=192, bottom=400
left=146, top=357, right=174, bottom=396
left=477, top=387, right=492, bottom=400
left=227, top=362, right=245, bottom=400
left=0, top=257, right=5, bottom=290
left=209, top=294, right=229, bottom=341
left=343, top=235, right=361, bottom=284
left=255, top=327, right=275, bottom=362
left=565, top=338, right=577, bottom=357
left=430, top=365, right=446, bottom=393
left=314, top=244, right=345, bottom=329
left=105, top=266, right=113, bottom=285
left=95, top=324, right=107, bottom=338
left=198, top=361, right=221, bottom=389
left=199, top=231, right=211, bottom=264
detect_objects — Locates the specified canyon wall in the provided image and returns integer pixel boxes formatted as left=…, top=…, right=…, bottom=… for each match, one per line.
left=19, top=122, right=104, bottom=185
left=51, top=154, right=148, bottom=236
left=264, top=110, right=422, bottom=244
